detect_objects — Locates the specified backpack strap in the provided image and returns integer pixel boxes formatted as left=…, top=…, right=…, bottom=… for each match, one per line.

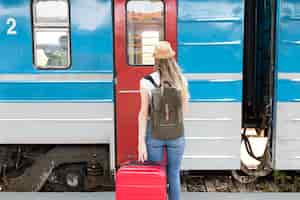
left=144, top=75, right=159, bottom=88
left=144, top=75, right=158, bottom=116
left=162, top=80, right=172, bottom=87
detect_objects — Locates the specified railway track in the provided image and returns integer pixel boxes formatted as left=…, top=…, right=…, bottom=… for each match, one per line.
left=87, top=174, right=300, bottom=192
left=183, top=175, right=300, bottom=192
left=88, top=174, right=300, bottom=192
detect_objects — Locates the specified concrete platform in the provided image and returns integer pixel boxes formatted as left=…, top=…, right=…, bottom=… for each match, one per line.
left=1, top=192, right=300, bottom=200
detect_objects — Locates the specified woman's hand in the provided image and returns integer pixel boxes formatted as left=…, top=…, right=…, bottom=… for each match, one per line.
left=138, top=140, right=148, bottom=162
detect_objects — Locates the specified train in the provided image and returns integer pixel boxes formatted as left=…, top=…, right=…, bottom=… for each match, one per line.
left=0, top=0, right=298, bottom=192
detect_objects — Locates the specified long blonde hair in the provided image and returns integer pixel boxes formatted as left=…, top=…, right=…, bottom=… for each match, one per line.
left=155, top=58, right=189, bottom=99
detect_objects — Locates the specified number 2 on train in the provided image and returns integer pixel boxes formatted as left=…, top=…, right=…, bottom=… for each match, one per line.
left=6, top=17, right=17, bottom=35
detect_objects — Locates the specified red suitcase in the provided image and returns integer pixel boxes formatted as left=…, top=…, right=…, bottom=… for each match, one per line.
left=116, top=161, right=167, bottom=200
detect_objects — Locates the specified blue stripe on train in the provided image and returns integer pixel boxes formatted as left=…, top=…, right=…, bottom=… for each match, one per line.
left=177, top=0, right=244, bottom=74
left=177, top=0, right=244, bottom=102
left=189, top=80, right=242, bottom=102
left=0, top=81, right=113, bottom=102
left=276, top=0, right=300, bottom=73
left=178, top=44, right=243, bottom=73
left=0, top=80, right=241, bottom=102
left=277, top=79, right=300, bottom=102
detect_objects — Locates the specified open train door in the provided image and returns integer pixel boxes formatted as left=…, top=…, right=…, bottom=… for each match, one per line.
left=114, top=0, right=177, bottom=166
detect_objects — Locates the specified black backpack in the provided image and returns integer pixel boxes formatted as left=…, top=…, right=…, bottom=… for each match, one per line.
left=144, top=75, right=184, bottom=140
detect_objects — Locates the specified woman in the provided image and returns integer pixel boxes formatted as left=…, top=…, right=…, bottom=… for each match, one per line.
left=138, top=41, right=189, bottom=200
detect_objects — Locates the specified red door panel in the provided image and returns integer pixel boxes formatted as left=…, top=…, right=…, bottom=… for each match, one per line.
left=114, top=0, right=177, bottom=166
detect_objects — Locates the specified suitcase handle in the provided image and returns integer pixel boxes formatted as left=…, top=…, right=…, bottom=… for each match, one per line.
left=122, top=160, right=165, bottom=167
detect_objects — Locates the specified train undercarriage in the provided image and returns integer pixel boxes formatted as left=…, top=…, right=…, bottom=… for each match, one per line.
left=0, top=145, right=113, bottom=191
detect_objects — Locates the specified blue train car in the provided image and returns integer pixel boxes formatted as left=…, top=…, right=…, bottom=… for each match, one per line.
left=0, top=0, right=281, bottom=191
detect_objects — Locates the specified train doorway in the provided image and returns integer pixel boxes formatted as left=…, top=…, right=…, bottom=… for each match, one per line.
left=114, top=0, right=177, bottom=166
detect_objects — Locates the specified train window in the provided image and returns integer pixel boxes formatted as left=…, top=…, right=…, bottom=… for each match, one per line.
left=34, top=30, right=69, bottom=68
left=32, top=0, right=70, bottom=69
left=33, top=0, right=69, bottom=26
left=126, top=0, right=164, bottom=66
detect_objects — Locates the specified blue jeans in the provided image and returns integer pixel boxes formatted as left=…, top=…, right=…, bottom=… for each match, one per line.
left=146, top=121, right=185, bottom=200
